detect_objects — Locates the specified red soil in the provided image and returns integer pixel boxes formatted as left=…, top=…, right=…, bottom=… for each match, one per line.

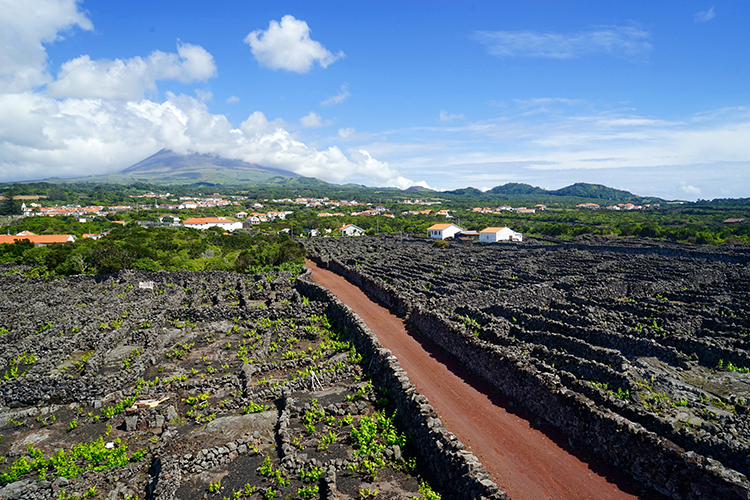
left=307, top=260, right=648, bottom=500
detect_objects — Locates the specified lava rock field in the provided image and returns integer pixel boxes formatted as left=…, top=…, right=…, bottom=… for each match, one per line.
left=305, top=234, right=750, bottom=498
left=0, top=268, right=447, bottom=500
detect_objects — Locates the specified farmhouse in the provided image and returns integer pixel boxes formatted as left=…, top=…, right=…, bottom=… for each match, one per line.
left=479, top=227, right=523, bottom=243
left=340, top=224, right=365, bottom=237
left=182, top=217, right=242, bottom=232
left=426, top=223, right=463, bottom=240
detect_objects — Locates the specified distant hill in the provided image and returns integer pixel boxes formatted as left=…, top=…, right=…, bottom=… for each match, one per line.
left=442, top=182, right=666, bottom=205
left=550, top=182, right=639, bottom=200
left=61, top=149, right=300, bottom=186
left=488, top=183, right=546, bottom=196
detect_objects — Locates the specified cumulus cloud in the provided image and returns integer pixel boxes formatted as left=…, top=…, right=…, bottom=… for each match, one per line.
left=680, top=182, right=701, bottom=196
left=0, top=1, right=421, bottom=188
left=299, top=111, right=326, bottom=128
left=471, top=26, right=652, bottom=61
left=47, top=42, right=217, bottom=100
left=338, top=127, right=356, bottom=139
left=322, top=83, right=350, bottom=105
left=0, top=0, right=93, bottom=93
left=245, top=15, right=344, bottom=73
left=226, top=95, right=240, bottom=104
left=694, top=6, right=716, bottom=23
left=0, top=91, right=416, bottom=188
left=439, top=111, right=464, bottom=122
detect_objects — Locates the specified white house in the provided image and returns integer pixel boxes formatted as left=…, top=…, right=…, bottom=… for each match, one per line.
left=340, top=224, right=365, bottom=237
left=158, top=215, right=180, bottom=226
left=182, top=217, right=243, bottom=232
left=426, top=223, right=463, bottom=240
left=479, top=226, right=523, bottom=243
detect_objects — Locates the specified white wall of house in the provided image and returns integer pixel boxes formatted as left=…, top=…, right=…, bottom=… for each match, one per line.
left=480, top=227, right=522, bottom=242
left=341, top=225, right=365, bottom=236
left=428, top=224, right=463, bottom=239
left=184, top=221, right=243, bottom=231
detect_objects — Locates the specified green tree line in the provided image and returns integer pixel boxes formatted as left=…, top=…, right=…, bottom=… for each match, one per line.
left=0, top=226, right=305, bottom=277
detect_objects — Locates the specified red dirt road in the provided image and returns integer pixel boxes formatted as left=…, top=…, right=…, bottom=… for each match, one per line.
left=307, top=260, right=645, bottom=500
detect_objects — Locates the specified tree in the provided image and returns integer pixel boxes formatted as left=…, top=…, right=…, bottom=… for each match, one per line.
left=47, top=187, right=68, bottom=202
left=1, top=187, right=21, bottom=216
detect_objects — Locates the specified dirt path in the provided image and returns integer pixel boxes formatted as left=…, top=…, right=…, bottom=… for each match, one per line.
left=307, top=260, right=648, bottom=500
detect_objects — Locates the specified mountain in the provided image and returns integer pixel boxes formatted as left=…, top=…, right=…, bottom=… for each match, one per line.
left=62, top=149, right=300, bottom=186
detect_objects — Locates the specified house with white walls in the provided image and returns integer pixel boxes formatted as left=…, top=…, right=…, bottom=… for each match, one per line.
left=426, top=223, right=463, bottom=240
left=479, top=227, right=523, bottom=243
left=340, top=224, right=365, bottom=236
left=182, top=217, right=242, bottom=232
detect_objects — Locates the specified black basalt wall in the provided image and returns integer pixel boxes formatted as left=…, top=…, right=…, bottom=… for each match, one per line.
left=305, top=255, right=750, bottom=500
left=295, top=269, right=507, bottom=500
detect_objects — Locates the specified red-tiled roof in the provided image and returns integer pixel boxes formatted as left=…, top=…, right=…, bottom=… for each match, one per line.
left=0, top=234, right=75, bottom=245
left=183, top=217, right=237, bottom=224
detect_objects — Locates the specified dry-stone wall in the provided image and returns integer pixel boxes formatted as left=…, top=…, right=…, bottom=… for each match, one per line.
left=0, top=264, right=505, bottom=500
left=305, top=234, right=750, bottom=500
left=296, top=269, right=506, bottom=499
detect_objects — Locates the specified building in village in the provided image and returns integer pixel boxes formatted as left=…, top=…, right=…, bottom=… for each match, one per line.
left=426, top=223, right=463, bottom=240
left=182, top=217, right=242, bottom=232
left=339, top=224, right=365, bottom=237
left=479, top=227, right=523, bottom=243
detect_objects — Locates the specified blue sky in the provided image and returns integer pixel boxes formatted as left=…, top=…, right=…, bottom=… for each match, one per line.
left=1, top=1, right=749, bottom=200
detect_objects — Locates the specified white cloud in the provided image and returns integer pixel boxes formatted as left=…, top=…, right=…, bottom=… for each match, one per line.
left=322, top=83, right=350, bottom=105
left=0, top=0, right=93, bottom=93
left=439, top=111, right=464, bottom=122
left=338, top=127, right=356, bottom=139
left=0, top=2, right=418, bottom=189
left=367, top=105, right=750, bottom=198
left=694, top=6, right=716, bottom=23
left=514, top=97, right=584, bottom=108
left=0, top=91, right=421, bottom=188
left=299, top=111, right=329, bottom=128
left=245, top=15, right=344, bottom=73
left=195, top=89, right=213, bottom=102
left=47, top=42, right=217, bottom=100
left=471, top=26, right=652, bottom=61
left=226, top=95, right=240, bottom=104
left=680, top=182, right=701, bottom=196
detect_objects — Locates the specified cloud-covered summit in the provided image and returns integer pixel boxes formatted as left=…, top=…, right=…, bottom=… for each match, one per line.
left=0, top=1, right=424, bottom=189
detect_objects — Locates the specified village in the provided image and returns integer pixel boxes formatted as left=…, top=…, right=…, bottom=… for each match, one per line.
left=2, top=191, right=545, bottom=246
